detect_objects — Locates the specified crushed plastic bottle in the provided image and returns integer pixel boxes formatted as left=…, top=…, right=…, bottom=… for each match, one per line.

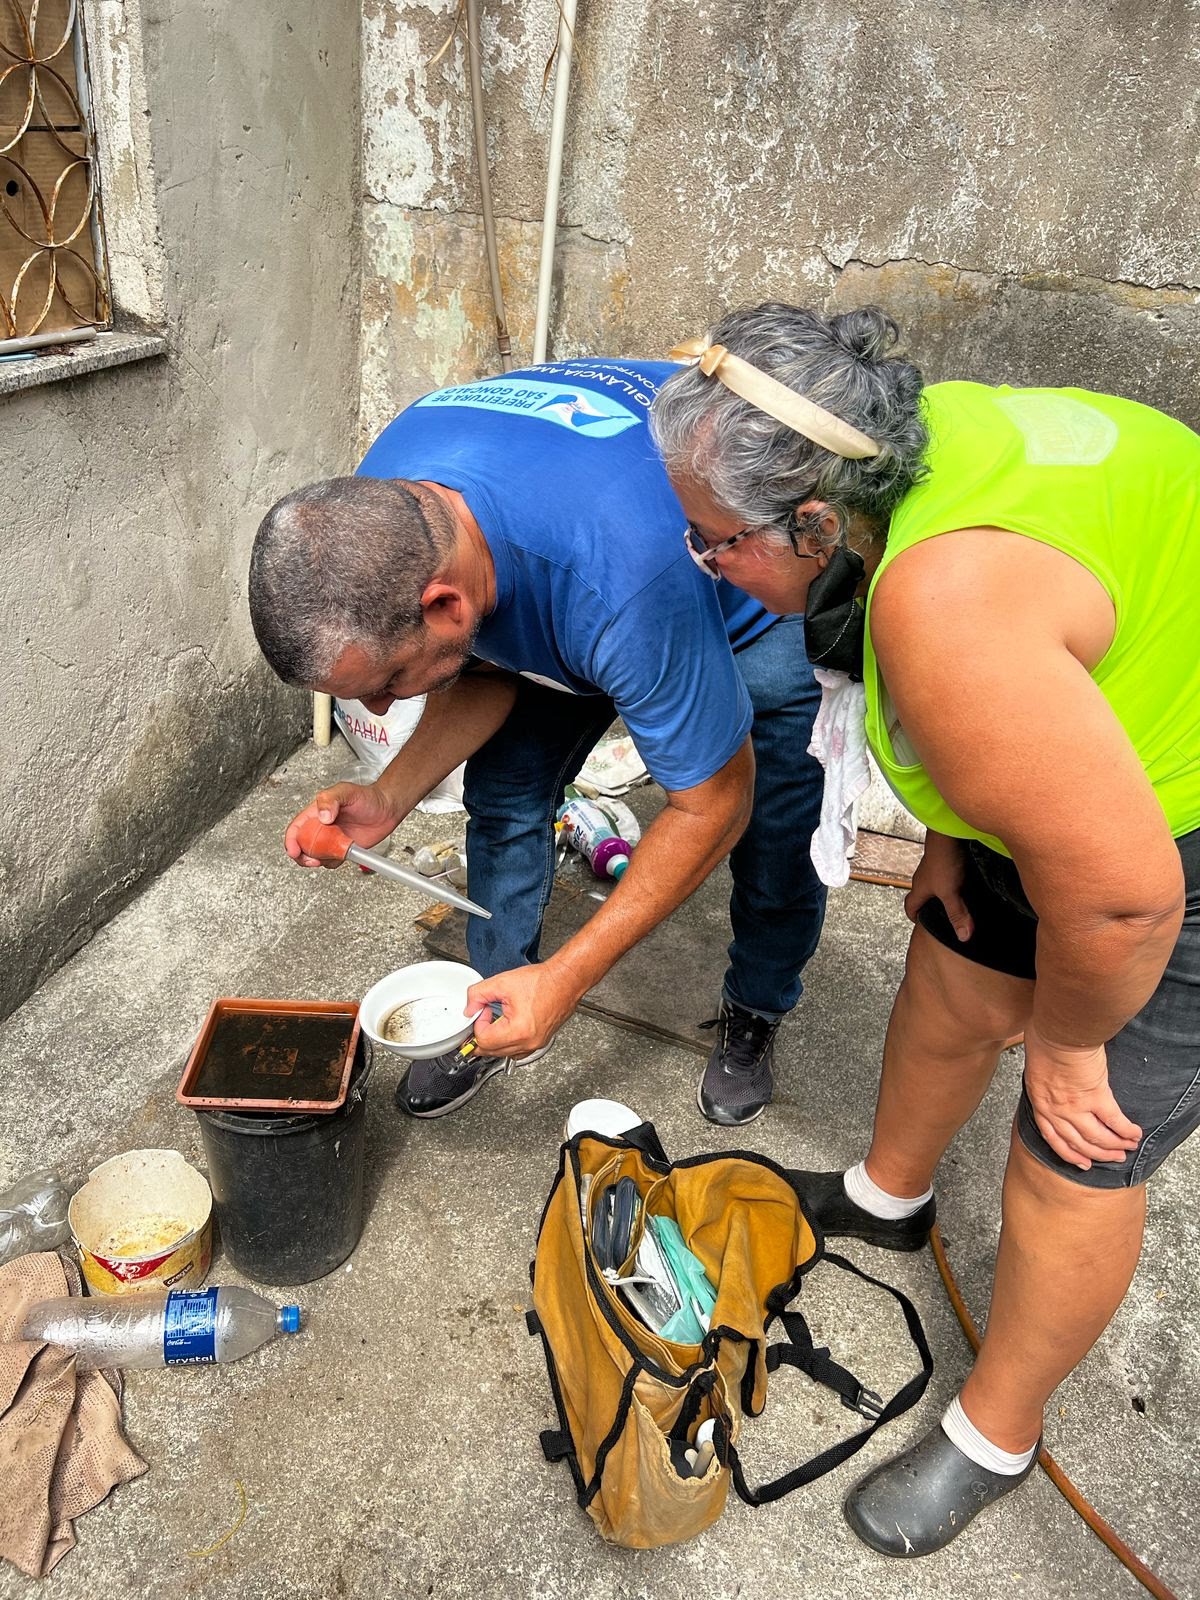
left=0, top=1171, right=74, bottom=1268
left=412, top=840, right=468, bottom=890
left=21, top=1285, right=301, bottom=1370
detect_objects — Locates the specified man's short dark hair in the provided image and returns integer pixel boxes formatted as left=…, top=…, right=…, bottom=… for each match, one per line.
left=248, top=476, right=453, bottom=684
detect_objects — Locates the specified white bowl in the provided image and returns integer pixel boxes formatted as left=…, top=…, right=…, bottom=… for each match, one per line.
left=359, top=961, right=484, bottom=1059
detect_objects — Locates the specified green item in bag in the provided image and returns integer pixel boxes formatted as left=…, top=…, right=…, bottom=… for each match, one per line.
left=649, top=1215, right=717, bottom=1344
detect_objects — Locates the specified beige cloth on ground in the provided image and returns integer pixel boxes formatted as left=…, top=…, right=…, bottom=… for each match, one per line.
left=0, top=1251, right=147, bottom=1577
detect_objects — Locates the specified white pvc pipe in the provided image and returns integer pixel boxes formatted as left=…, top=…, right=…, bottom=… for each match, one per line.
left=532, top=0, right=578, bottom=365
left=0, top=325, right=98, bottom=356
left=313, top=691, right=332, bottom=746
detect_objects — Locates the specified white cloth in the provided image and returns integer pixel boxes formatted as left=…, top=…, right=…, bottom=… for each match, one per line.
left=577, top=732, right=649, bottom=796
left=806, top=667, right=871, bottom=888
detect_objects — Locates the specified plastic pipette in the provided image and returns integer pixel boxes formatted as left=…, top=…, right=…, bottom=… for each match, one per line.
left=293, top=817, right=491, bottom=919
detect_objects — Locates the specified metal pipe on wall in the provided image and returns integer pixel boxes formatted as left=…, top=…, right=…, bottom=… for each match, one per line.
left=532, top=0, right=578, bottom=365
left=0, top=326, right=98, bottom=356
left=466, top=0, right=513, bottom=373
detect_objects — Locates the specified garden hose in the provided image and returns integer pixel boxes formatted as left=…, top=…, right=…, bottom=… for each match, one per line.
left=929, top=1224, right=1178, bottom=1600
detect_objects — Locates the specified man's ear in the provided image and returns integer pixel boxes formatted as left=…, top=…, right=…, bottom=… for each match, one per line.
left=419, top=580, right=470, bottom=637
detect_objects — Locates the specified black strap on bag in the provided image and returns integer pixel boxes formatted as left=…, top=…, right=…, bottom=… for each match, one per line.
left=727, top=1252, right=934, bottom=1507
left=526, top=1308, right=589, bottom=1501
left=769, top=1308, right=884, bottom=1418
left=616, top=1120, right=671, bottom=1167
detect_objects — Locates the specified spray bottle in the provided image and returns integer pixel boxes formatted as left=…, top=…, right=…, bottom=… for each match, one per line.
left=556, top=797, right=634, bottom=881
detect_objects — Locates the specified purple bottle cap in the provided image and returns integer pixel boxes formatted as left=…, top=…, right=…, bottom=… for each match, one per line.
left=591, top=837, right=632, bottom=880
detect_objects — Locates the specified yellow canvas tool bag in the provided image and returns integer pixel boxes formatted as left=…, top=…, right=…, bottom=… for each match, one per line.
left=528, top=1124, right=932, bottom=1549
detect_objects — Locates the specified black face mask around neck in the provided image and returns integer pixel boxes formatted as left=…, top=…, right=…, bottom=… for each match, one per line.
left=803, top=544, right=866, bottom=680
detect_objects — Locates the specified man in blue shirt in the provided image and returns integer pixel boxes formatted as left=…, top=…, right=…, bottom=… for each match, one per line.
left=249, top=359, right=826, bottom=1124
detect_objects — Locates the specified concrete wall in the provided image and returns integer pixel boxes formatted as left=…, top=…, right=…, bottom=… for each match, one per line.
left=359, top=0, right=1199, bottom=446
left=5, top=0, right=1195, bottom=1017
left=0, top=0, right=361, bottom=1019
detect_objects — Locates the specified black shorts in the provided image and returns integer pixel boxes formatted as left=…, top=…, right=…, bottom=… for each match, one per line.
left=917, top=829, right=1200, bottom=1190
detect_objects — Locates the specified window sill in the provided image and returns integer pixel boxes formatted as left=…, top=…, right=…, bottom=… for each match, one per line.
left=0, top=329, right=167, bottom=398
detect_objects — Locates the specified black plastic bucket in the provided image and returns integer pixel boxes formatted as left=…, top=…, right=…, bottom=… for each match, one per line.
left=196, top=1041, right=374, bottom=1285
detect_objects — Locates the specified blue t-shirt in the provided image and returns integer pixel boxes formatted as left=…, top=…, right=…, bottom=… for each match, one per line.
left=356, top=359, right=775, bottom=791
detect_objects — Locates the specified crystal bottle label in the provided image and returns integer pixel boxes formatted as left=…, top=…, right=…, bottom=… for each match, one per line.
left=163, top=1288, right=219, bottom=1364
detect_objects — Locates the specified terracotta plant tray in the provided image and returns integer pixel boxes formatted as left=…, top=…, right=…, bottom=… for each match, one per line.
left=176, top=998, right=361, bottom=1115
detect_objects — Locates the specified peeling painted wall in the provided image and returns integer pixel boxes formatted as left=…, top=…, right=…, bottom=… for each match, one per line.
left=4, top=0, right=1195, bottom=1016
left=359, top=0, right=1199, bottom=444
left=0, top=0, right=362, bottom=1019
left=358, top=0, right=641, bottom=441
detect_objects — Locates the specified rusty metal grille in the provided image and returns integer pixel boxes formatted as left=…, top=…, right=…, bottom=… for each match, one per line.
left=0, top=0, right=110, bottom=340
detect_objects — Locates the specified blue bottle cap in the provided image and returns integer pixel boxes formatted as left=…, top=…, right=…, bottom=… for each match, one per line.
left=280, top=1304, right=301, bottom=1334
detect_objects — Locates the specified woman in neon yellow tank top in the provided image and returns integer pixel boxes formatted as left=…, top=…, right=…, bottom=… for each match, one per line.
left=653, top=303, right=1200, bottom=1559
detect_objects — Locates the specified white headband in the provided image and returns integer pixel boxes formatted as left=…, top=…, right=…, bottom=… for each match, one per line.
left=669, top=336, right=881, bottom=460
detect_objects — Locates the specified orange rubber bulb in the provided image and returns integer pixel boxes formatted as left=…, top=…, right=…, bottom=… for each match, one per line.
left=294, top=815, right=354, bottom=863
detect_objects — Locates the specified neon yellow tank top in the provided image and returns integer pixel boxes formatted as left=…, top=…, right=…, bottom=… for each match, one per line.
left=864, top=382, right=1200, bottom=854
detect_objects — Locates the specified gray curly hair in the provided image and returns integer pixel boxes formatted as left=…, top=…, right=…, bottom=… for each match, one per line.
left=650, top=303, right=928, bottom=546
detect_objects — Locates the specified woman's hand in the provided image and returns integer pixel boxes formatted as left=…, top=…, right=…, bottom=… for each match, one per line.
left=905, top=830, right=973, bottom=942
left=284, top=781, right=404, bottom=867
left=1023, top=1026, right=1142, bottom=1170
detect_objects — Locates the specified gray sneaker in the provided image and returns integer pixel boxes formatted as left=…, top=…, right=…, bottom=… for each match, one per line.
left=395, top=1044, right=551, bottom=1119
left=697, top=1000, right=780, bottom=1126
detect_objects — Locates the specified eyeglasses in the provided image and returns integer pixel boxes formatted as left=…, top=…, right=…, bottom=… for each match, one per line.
left=683, top=521, right=757, bottom=577
left=684, top=518, right=821, bottom=579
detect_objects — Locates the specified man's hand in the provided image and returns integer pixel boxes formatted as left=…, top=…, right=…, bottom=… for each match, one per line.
left=905, top=830, right=973, bottom=941
left=465, top=962, right=585, bottom=1058
left=285, top=675, right=521, bottom=868
left=285, top=781, right=404, bottom=867
left=1023, top=1025, right=1142, bottom=1170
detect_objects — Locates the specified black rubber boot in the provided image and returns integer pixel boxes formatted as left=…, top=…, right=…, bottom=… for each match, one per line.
left=844, top=1421, right=1040, bottom=1557
left=790, top=1168, right=935, bottom=1252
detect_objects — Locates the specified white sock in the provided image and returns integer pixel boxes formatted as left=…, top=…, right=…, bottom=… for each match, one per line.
left=941, top=1394, right=1038, bottom=1475
left=842, top=1160, right=932, bottom=1221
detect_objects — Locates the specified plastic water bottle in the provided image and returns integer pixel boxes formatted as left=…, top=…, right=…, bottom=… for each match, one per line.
left=0, top=1171, right=73, bottom=1267
left=562, top=785, right=625, bottom=832
left=556, top=798, right=633, bottom=881
left=21, top=1286, right=301, bottom=1370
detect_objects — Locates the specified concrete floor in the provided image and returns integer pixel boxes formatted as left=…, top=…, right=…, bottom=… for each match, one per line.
left=1, top=740, right=1196, bottom=1600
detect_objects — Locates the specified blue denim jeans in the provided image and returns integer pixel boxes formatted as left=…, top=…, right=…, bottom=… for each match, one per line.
left=461, top=614, right=827, bottom=1018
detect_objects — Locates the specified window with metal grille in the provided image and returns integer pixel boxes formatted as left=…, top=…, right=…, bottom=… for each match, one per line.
left=0, top=0, right=110, bottom=342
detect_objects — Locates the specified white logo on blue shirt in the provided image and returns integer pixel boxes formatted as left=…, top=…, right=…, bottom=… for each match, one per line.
left=415, top=378, right=640, bottom=437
